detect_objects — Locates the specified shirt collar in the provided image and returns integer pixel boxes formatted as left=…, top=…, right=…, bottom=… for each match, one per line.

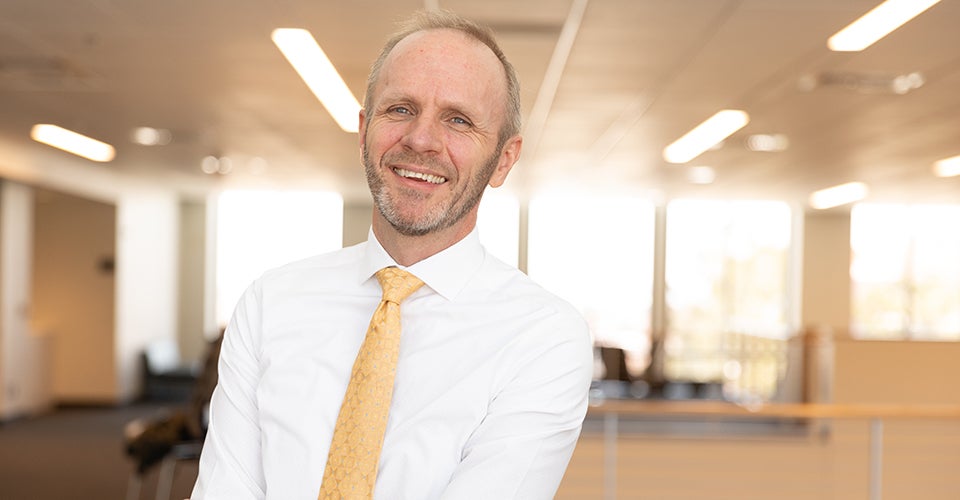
left=358, top=227, right=485, bottom=301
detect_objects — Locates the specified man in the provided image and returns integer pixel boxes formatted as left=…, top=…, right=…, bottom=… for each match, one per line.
left=192, top=10, right=593, bottom=499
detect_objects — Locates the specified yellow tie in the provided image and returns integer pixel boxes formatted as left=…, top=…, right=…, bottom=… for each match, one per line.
left=318, top=267, right=424, bottom=499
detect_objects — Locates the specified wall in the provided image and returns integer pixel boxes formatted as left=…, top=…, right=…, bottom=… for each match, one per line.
left=113, top=190, right=179, bottom=401
left=0, top=182, right=51, bottom=419
left=178, top=199, right=208, bottom=362
left=29, top=186, right=184, bottom=404
left=801, top=211, right=851, bottom=332
left=795, top=210, right=851, bottom=405
left=343, top=202, right=372, bottom=247
left=834, top=338, right=960, bottom=405
left=31, top=188, right=117, bottom=403
left=3, top=137, right=192, bottom=404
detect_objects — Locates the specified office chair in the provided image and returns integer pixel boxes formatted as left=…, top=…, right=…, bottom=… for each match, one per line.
left=125, top=332, right=222, bottom=500
left=124, top=411, right=204, bottom=500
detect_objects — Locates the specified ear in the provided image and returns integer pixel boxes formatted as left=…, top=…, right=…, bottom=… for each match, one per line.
left=488, top=135, right=522, bottom=188
left=358, top=109, right=368, bottom=155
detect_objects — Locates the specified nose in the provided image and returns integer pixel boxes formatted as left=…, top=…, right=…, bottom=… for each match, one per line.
left=400, top=116, right=443, bottom=154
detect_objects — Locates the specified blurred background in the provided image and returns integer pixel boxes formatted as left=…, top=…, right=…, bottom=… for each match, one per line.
left=1, top=0, right=959, bottom=498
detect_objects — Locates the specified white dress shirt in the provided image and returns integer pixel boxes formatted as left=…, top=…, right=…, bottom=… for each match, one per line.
left=191, top=229, right=593, bottom=499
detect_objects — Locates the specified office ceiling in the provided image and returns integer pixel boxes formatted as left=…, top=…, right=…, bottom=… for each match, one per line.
left=1, top=0, right=958, bottom=207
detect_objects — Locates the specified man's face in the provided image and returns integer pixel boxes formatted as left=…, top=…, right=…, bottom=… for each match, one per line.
left=360, top=29, right=520, bottom=237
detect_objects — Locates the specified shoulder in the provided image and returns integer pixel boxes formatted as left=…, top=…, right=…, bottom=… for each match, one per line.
left=478, top=252, right=588, bottom=333
left=256, top=242, right=365, bottom=288
left=471, top=253, right=594, bottom=385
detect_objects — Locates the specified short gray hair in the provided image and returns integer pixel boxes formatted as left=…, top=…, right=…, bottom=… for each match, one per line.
left=364, top=10, right=522, bottom=144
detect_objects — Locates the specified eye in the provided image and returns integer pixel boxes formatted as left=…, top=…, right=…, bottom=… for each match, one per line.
left=450, top=116, right=472, bottom=127
left=388, top=105, right=412, bottom=116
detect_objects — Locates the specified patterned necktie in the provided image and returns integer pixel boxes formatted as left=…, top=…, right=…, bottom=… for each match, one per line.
left=318, top=266, right=424, bottom=499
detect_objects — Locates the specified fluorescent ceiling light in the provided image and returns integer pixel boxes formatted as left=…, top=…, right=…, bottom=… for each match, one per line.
left=809, top=182, right=869, bottom=210
left=933, top=155, right=960, bottom=178
left=828, top=0, right=941, bottom=52
left=663, top=110, right=749, bottom=164
left=30, top=124, right=115, bottom=162
left=272, top=28, right=361, bottom=133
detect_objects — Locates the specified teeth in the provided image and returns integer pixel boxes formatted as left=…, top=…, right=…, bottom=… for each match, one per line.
left=395, top=167, right=446, bottom=184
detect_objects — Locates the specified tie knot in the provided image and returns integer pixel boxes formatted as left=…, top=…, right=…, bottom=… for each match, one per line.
left=375, top=267, right=424, bottom=304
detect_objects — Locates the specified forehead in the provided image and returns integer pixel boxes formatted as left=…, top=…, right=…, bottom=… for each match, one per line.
left=374, top=29, right=508, bottom=110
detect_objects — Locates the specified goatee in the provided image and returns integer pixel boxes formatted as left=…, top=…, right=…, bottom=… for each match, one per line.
left=363, top=145, right=501, bottom=237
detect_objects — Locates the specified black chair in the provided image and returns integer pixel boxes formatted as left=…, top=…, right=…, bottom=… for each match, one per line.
left=125, top=333, right=222, bottom=500
left=124, top=413, right=204, bottom=500
left=140, top=339, right=199, bottom=402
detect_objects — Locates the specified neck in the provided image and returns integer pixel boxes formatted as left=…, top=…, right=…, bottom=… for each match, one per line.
left=371, top=213, right=476, bottom=267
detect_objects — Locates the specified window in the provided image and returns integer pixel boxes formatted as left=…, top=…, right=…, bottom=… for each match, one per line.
left=664, top=200, right=793, bottom=401
left=527, top=194, right=655, bottom=377
left=851, top=203, right=960, bottom=340
left=477, top=189, right=520, bottom=268
left=215, top=190, right=343, bottom=327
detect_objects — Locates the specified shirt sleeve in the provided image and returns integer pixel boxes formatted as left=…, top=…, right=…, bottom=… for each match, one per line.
left=439, top=312, right=594, bottom=500
left=191, top=281, right=267, bottom=499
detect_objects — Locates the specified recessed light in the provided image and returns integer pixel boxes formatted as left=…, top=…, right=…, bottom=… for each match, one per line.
left=933, top=155, right=960, bottom=178
left=745, top=134, right=789, bottom=152
left=687, top=166, right=716, bottom=185
left=131, top=127, right=172, bottom=146
left=201, top=156, right=220, bottom=174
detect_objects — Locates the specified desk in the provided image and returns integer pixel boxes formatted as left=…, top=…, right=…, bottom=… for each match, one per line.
left=587, top=400, right=960, bottom=500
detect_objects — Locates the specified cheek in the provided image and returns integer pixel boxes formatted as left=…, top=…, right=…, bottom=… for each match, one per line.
left=366, top=124, right=405, bottom=154
left=445, top=138, right=487, bottom=169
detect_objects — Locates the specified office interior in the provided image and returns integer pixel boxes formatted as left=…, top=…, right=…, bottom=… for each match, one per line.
left=2, top=1, right=960, bottom=498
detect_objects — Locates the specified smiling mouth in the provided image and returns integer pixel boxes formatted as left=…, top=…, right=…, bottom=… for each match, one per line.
left=393, top=167, right=447, bottom=185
